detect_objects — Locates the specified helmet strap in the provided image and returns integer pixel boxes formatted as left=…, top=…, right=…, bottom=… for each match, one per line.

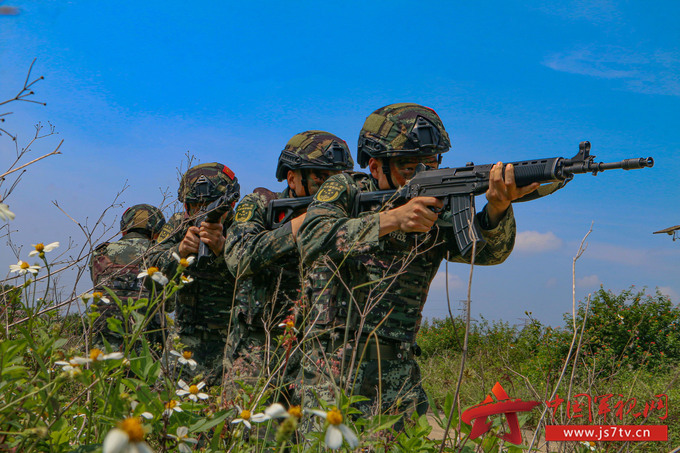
left=382, top=161, right=397, bottom=190
left=300, top=169, right=312, bottom=197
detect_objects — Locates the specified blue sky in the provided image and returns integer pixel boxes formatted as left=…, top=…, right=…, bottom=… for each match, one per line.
left=1, top=0, right=678, bottom=326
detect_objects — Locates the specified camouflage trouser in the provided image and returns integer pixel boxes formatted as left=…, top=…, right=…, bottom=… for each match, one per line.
left=170, top=330, right=229, bottom=387
left=222, top=318, right=301, bottom=404
left=292, top=335, right=428, bottom=431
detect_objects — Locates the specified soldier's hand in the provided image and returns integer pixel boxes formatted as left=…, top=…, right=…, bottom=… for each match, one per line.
left=199, top=221, right=226, bottom=255
left=379, top=196, right=443, bottom=236
left=486, top=162, right=539, bottom=227
left=179, top=226, right=201, bottom=257
left=290, top=212, right=307, bottom=241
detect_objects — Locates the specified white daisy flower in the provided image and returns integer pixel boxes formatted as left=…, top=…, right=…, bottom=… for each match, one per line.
left=263, top=403, right=303, bottom=420
left=176, top=379, right=209, bottom=402
left=102, top=417, right=152, bottom=453
left=81, top=291, right=111, bottom=304
left=9, top=260, right=40, bottom=275
left=172, top=252, right=195, bottom=270
left=167, top=426, right=198, bottom=453
left=71, top=348, right=124, bottom=365
left=170, top=350, right=197, bottom=370
left=130, top=401, right=153, bottom=420
left=137, top=266, right=168, bottom=286
left=54, top=359, right=82, bottom=378
left=28, top=241, right=59, bottom=257
left=180, top=274, right=194, bottom=284
left=0, top=203, right=15, bottom=222
left=308, top=407, right=359, bottom=450
left=163, top=399, right=183, bottom=417
left=232, top=406, right=254, bottom=430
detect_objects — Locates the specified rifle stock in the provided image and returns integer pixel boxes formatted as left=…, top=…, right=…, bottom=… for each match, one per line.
left=265, top=196, right=314, bottom=230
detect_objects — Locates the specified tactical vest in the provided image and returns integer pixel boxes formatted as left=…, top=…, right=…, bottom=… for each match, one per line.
left=160, top=213, right=236, bottom=336
left=306, top=173, right=442, bottom=344
left=236, top=187, right=303, bottom=327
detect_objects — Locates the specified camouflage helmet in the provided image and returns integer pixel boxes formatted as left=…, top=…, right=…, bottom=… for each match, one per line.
left=120, top=204, right=166, bottom=235
left=178, top=162, right=239, bottom=204
left=275, top=130, right=354, bottom=181
left=357, top=103, right=451, bottom=168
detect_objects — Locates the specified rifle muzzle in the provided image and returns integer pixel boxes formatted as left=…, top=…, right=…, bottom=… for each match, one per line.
left=599, top=157, right=654, bottom=171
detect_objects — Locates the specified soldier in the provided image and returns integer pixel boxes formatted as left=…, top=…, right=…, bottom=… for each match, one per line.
left=223, top=131, right=353, bottom=401
left=150, top=163, right=240, bottom=385
left=294, top=103, right=539, bottom=424
left=89, top=203, right=166, bottom=352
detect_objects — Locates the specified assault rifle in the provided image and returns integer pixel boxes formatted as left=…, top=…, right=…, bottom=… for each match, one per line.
left=265, top=196, right=314, bottom=229
left=195, top=185, right=241, bottom=264
left=353, top=141, right=654, bottom=257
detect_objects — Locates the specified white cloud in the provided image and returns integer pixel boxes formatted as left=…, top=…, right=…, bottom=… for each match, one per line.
left=545, top=277, right=559, bottom=288
left=658, top=286, right=679, bottom=303
left=543, top=45, right=680, bottom=97
left=577, top=274, right=601, bottom=288
left=584, top=242, right=652, bottom=266
left=430, top=271, right=466, bottom=291
left=515, top=231, right=562, bottom=253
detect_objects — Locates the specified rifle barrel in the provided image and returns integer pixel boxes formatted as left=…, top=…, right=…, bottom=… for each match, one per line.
left=565, top=156, right=654, bottom=175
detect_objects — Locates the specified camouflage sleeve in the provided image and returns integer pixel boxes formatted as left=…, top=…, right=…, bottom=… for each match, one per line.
left=298, top=173, right=381, bottom=266
left=147, top=213, right=184, bottom=280
left=224, top=192, right=297, bottom=278
left=440, top=203, right=516, bottom=265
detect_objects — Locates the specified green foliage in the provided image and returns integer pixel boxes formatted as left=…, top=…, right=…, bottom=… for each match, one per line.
left=570, top=286, right=680, bottom=370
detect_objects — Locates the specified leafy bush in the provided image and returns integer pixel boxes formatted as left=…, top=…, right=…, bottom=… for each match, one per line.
left=570, top=286, right=680, bottom=370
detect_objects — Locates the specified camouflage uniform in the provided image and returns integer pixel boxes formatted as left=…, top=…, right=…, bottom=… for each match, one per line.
left=150, top=163, right=240, bottom=386
left=89, top=204, right=166, bottom=352
left=223, top=131, right=353, bottom=400
left=293, top=104, right=517, bottom=423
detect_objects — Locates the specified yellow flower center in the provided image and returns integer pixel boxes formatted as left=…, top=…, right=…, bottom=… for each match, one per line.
left=286, top=321, right=295, bottom=328
left=182, top=350, right=193, bottom=360
left=93, top=291, right=103, bottom=299
left=189, top=385, right=199, bottom=394
left=20, top=261, right=29, bottom=269
left=119, top=417, right=145, bottom=442
left=147, top=267, right=159, bottom=276
left=165, top=400, right=178, bottom=410
left=288, top=405, right=302, bottom=419
left=327, top=409, right=343, bottom=425
left=35, top=243, right=45, bottom=252
left=180, top=258, right=190, bottom=267
left=89, top=349, right=103, bottom=360
left=240, top=410, right=251, bottom=420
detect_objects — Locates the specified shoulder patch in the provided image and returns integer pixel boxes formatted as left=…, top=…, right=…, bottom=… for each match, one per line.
left=157, top=222, right=175, bottom=243
left=314, top=180, right=345, bottom=203
left=234, top=203, right=255, bottom=223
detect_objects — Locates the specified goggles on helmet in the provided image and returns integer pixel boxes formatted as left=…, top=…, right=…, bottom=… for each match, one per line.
left=186, top=175, right=219, bottom=202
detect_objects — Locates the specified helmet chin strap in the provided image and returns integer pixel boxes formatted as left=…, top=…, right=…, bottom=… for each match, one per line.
left=300, top=170, right=312, bottom=198
left=382, top=161, right=397, bottom=190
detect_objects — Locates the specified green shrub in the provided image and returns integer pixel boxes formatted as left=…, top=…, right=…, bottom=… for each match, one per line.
left=569, top=286, right=680, bottom=370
